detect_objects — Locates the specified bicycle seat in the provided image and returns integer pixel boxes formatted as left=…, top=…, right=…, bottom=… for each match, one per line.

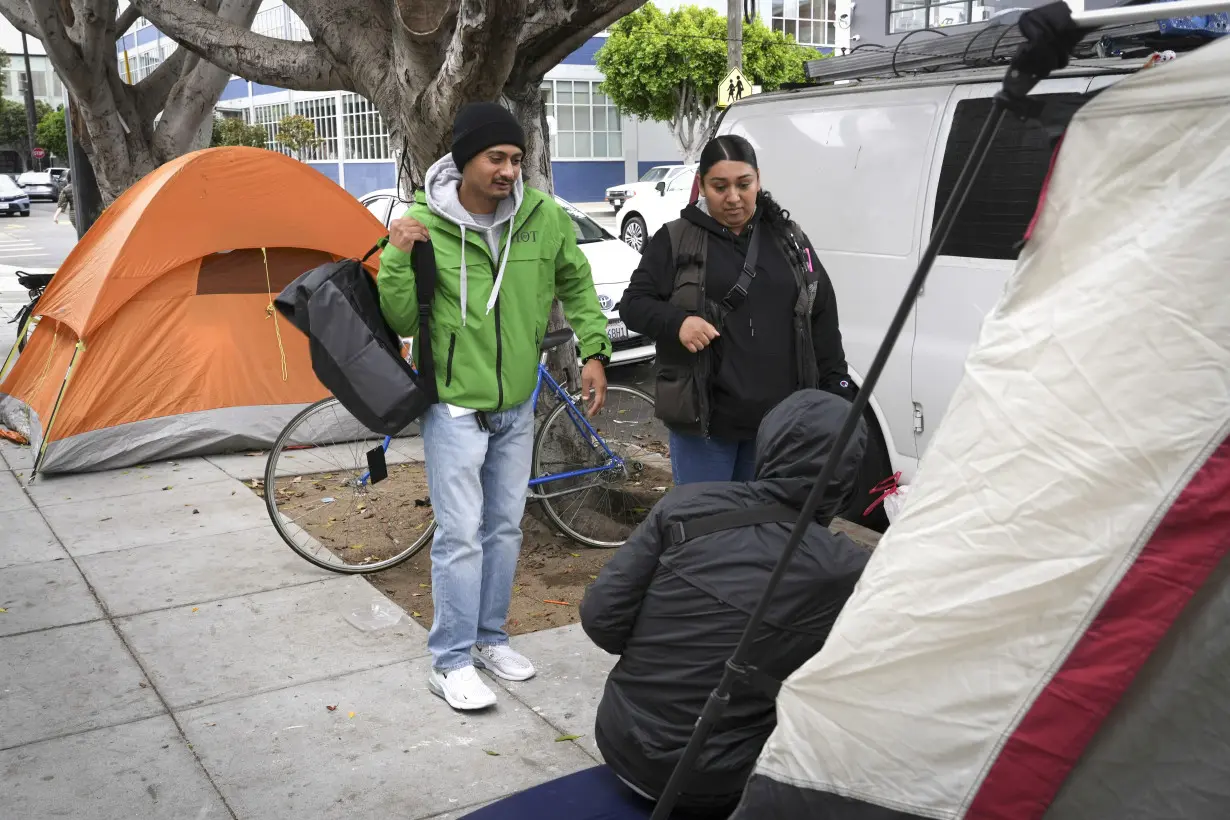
left=17, top=272, right=53, bottom=289
left=540, top=327, right=575, bottom=352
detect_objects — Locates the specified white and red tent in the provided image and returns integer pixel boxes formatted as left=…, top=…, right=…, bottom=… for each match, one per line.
left=733, top=35, right=1230, bottom=820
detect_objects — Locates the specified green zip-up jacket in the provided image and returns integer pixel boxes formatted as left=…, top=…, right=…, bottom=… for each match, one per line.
left=377, top=162, right=612, bottom=412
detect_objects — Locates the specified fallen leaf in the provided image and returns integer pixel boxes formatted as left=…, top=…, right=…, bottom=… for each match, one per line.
left=418, top=583, right=430, bottom=589
left=569, top=552, right=580, bottom=558
left=349, top=544, right=365, bottom=550
left=191, top=607, right=199, bottom=612
left=162, top=486, right=173, bottom=491
left=411, top=611, right=422, bottom=618
left=139, top=681, right=149, bottom=688
left=589, top=575, right=598, bottom=580
left=555, top=734, right=583, bottom=742
left=101, top=517, right=112, bottom=522
left=0, top=608, right=6, bottom=613
left=484, top=750, right=500, bottom=756
left=348, top=711, right=356, bottom=719
left=326, top=704, right=338, bottom=712
left=192, top=509, right=200, bottom=515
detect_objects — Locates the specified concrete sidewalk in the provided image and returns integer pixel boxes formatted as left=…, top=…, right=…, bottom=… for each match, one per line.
left=0, top=440, right=615, bottom=820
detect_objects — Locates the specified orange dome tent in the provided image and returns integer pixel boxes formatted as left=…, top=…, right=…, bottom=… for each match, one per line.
left=0, top=147, right=385, bottom=476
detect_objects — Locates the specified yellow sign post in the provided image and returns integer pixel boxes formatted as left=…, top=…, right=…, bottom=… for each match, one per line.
left=717, top=67, right=755, bottom=109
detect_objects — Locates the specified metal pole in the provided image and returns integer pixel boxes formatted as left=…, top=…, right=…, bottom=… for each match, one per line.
left=63, top=98, right=103, bottom=240
left=1071, top=0, right=1230, bottom=26
left=649, top=90, right=1010, bottom=820
left=20, top=33, right=39, bottom=171
left=728, top=0, right=743, bottom=70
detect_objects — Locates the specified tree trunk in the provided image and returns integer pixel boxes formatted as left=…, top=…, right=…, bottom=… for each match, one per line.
left=508, top=81, right=582, bottom=392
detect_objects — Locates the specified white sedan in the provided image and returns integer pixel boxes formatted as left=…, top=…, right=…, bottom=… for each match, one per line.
left=616, top=166, right=698, bottom=253
left=359, top=188, right=655, bottom=366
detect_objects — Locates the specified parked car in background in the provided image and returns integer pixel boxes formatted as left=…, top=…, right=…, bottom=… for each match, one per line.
left=47, top=167, right=69, bottom=187
left=0, top=174, right=32, bottom=216
left=604, top=163, right=695, bottom=214
left=18, top=171, right=58, bottom=201
left=616, top=165, right=697, bottom=252
left=359, top=188, right=655, bottom=366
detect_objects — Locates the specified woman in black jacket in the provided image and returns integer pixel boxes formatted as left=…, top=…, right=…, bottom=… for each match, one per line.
left=619, top=135, right=854, bottom=484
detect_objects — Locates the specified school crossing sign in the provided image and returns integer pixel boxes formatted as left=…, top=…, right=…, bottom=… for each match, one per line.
left=717, top=67, right=757, bottom=109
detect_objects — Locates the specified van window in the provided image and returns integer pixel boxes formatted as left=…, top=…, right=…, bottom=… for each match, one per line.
left=933, top=93, right=1092, bottom=260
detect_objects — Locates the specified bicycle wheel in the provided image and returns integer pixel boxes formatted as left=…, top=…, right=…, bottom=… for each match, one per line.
left=532, top=384, right=672, bottom=548
left=264, top=397, right=436, bottom=574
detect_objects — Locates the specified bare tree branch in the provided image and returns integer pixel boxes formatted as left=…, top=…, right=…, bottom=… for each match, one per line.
left=25, top=0, right=94, bottom=95
left=0, top=0, right=39, bottom=36
left=423, top=0, right=528, bottom=121
left=153, top=0, right=262, bottom=158
left=132, top=0, right=353, bottom=92
left=115, top=3, right=142, bottom=36
left=510, top=0, right=643, bottom=86
left=134, top=46, right=190, bottom=119
left=79, top=0, right=121, bottom=75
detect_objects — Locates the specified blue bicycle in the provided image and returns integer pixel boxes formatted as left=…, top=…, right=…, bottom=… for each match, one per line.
left=263, top=328, right=669, bottom=574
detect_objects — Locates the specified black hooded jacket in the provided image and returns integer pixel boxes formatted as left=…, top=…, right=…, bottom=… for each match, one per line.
left=619, top=203, right=853, bottom=441
left=580, top=390, right=872, bottom=808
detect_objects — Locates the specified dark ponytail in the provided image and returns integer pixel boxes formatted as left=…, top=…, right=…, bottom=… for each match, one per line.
left=698, top=134, right=794, bottom=234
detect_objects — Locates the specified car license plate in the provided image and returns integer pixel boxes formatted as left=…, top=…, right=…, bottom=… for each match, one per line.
left=606, top=321, right=628, bottom=342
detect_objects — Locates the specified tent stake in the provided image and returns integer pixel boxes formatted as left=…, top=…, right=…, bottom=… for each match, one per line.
left=31, top=339, right=85, bottom=479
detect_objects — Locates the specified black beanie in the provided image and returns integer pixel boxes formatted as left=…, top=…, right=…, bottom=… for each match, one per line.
left=451, top=102, right=526, bottom=171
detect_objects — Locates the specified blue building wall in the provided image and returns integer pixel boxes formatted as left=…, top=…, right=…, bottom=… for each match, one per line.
left=219, top=77, right=248, bottom=101
left=552, top=161, right=623, bottom=203
left=307, top=162, right=340, bottom=185
left=343, top=163, right=397, bottom=198
left=561, top=37, right=606, bottom=65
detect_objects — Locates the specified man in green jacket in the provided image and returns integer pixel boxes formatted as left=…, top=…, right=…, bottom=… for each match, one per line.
left=379, top=102, right=613, bottom=711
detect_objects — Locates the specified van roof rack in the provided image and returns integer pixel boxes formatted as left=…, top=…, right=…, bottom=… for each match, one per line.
left=804, top=13, right=1218, bottom=84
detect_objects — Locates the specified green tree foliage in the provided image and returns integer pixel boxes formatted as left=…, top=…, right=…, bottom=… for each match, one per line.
left=0, top=98, right=53, bottom=155
left=274, top=114, right=319, bottom=158
left=35, top=106, right=68, bottom=158
left=596, top=3, right=823, bottom=161
left=210, top=115, right=268, bottom=148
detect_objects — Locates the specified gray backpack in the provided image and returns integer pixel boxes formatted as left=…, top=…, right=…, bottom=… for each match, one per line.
left=275, top=239, right=438, bottom=435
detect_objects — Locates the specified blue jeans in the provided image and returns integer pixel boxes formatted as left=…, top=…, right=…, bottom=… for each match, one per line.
left=669, top=431, right=757, bottom=485
left=421, top=400, right=534, bottom=671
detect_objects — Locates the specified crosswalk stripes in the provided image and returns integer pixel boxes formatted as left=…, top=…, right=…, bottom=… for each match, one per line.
left=0, top=222, right=47, bottom=261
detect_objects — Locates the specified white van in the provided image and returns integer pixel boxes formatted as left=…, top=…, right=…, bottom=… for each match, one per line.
left=714, top=60, right=1139, bottom=515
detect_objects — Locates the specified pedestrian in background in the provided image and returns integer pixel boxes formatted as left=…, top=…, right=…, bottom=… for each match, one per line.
left=619, top=135, right=854, bottom=484
left=52, top=173, right=74, bottom=229
left=378, top=102, right=613, bottom=711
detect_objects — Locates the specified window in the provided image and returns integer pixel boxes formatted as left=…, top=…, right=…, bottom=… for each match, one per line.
left=343, top=94, right=391, bottom=160
left=252, top=7, right=286, bottom=38
left=294, top=97, right=338, bottom=161
left=252, top=103, right=291, bottom=153
left=771, top=0, right=838, bottom=48
left=639, top=167, right=670, bottom=183
left=556, top=197, right=612, bottom=243
left=932, top=93, right=1092, bottom=260
left=541, top=80, right=622, bottom=160
left=888, top=0, right=993, bottom=33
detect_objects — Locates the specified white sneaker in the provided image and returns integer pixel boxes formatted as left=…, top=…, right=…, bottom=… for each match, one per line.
left=428, top=665, right=497, bottom=711
left=473, top=644, right=536, bottom=682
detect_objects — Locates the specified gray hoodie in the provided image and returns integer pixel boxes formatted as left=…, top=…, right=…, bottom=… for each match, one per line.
left=423, top=153, right=525, bottom=327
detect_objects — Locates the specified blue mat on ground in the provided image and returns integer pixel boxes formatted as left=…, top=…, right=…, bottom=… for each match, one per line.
left=462, top=765, right=654, bottom=819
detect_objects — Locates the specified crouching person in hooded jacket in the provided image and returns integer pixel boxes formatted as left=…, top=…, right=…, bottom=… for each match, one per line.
left=579, top=389, right=871, bottom=817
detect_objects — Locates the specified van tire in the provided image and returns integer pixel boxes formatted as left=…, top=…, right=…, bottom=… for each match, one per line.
left=841, top=408, right=893, bottom=534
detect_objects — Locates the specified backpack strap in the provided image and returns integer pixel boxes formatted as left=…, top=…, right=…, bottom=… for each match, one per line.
left=718, top=211, right=765, bottom=314
left=668, top=502, right=805, bottom=546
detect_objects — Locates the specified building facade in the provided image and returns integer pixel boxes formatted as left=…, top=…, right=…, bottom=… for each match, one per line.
left=0, top=19, right=69, bottom=173
left=117, top=0, right=858, bottom=202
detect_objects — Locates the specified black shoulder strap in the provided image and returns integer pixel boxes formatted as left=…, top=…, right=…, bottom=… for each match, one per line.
left=719, top=211, right=765, bottom=313
left=668, top=502, right=804, bottom=547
